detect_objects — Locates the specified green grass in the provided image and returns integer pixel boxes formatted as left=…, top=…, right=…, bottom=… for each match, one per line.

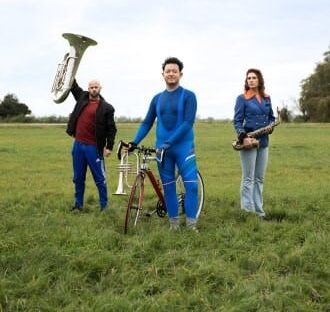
left=0, top=122, right=329, bottom=311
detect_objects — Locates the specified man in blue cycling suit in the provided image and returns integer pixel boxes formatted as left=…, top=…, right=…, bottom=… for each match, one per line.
left=128, top=57, right=200, bottom=231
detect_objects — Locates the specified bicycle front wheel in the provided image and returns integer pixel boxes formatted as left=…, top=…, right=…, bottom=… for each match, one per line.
left=176, top=170, right=205, bottom=219
left=124, top=173, right=144, bottom=234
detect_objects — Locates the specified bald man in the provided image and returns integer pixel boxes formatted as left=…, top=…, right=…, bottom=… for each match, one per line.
left=66, top=79, right=117, bottom=212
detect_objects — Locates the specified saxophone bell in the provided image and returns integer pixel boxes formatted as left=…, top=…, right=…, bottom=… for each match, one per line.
left=51, top=33, right=97, bottom=104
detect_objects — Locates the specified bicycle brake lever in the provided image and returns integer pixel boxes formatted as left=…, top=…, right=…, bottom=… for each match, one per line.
left=156, top=148, right=165, bottom=167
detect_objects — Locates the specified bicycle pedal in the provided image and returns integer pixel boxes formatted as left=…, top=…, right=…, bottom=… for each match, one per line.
left=145, top=209, right=156, bottom=217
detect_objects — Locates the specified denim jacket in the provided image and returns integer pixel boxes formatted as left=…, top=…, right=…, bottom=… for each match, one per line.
left=233, top=92, right=275, bottom=148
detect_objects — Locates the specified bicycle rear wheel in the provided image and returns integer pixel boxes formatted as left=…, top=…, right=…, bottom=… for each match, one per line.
left=124, top=173, right=144, bottom=234
left=176, top=170, right=205, bottom=218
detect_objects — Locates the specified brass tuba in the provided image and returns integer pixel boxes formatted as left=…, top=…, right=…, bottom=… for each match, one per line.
left=51, top=33, right=97, bottom=104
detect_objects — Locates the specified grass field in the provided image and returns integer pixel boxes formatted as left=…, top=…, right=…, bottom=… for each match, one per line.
left=0, top=122, right=329, bottom=311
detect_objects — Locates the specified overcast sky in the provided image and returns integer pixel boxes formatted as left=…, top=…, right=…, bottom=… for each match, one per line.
left=1, top=0, right=329, bottom=119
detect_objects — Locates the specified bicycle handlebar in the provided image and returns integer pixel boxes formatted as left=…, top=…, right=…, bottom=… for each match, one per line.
left=117, top=140, right=164, bottom=164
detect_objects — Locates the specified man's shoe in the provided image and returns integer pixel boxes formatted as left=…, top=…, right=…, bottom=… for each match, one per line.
left=186, top=217, right=199, bottom=233
left=169, top=223, right=180, bottom=231
left=187, top=224, right=199, bottom=233
left=70, top=206, right=82, bottom=212
left=100, top=204, right=108, bottom=212
left=169, top=217, right=180, bottom=231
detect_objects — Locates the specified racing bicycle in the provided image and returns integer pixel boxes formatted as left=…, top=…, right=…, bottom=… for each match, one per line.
left=116, top=141, right=205, bottom=234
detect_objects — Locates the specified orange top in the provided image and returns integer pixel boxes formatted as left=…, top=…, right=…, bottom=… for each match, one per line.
left=244, top=89, right=269, bottom=103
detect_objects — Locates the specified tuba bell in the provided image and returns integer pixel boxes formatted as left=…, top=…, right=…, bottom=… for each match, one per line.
left=51, top=33, right=97, bottom=104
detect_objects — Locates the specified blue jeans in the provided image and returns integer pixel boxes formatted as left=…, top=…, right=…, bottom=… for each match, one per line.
left=72, top=141, right=108, bottom=209
left=239, top=147, right=268, bottom=216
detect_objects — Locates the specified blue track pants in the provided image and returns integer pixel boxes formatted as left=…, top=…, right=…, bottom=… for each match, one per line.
left=72, top=140, right=107, bottom=208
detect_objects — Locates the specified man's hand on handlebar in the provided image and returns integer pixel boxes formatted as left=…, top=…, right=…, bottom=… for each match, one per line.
left=127, top=142, right=137, bottom=152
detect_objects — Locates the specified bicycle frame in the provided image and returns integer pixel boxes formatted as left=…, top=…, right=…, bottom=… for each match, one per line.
left=143, top=169, right=165, bottom=212
left=118, top=142, right=166, bottom=233
left=117, top=141, right=204, bottom=234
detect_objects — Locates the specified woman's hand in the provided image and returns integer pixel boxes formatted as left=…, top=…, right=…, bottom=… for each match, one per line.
left=243, top=137, right=255, bottom=149
left=265, top=125, right=274, bottom=134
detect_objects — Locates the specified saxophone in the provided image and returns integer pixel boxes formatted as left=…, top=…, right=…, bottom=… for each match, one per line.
left=232, top=108, right=281, bottom=151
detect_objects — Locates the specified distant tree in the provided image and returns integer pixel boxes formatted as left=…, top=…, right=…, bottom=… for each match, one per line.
left=279, top=106, right=292, bottom=122
left=0, top=93, right=31, bottom=118
left=299, top=47, right=330, bottom=122
left=206, top=117, right=215, bottom=123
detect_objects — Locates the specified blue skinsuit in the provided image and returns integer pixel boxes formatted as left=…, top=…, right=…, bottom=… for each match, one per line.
left=133, top=86, right=199, bottom=219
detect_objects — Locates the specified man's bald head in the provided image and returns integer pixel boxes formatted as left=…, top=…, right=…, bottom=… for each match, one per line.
left=88, top=80, right=102, bottom=99
left=88, top=80, right=101, bottom=88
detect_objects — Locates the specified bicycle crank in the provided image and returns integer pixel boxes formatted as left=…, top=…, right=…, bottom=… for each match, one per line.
left=156, top=200, right=167, bottom=217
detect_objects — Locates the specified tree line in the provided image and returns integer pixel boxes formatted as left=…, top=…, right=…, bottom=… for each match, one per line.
left=298, top=48, right=330, bottom=122
left=1, top=47, right=330, bottom=122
